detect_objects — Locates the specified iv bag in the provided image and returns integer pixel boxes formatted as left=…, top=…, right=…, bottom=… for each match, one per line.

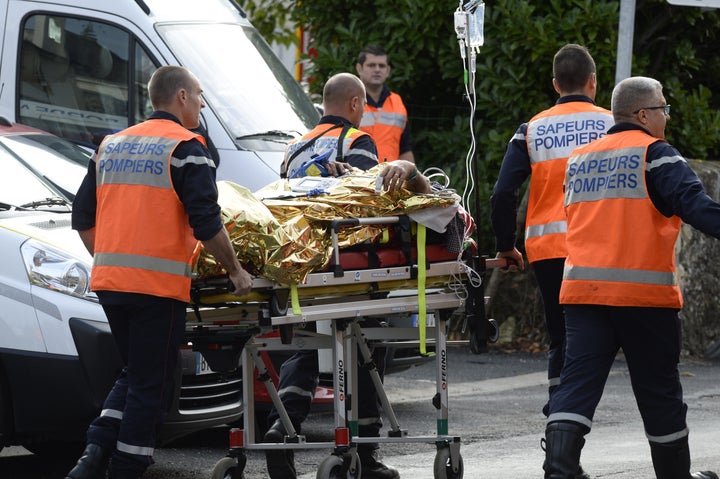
left=467, top=3, right=484, bottom=48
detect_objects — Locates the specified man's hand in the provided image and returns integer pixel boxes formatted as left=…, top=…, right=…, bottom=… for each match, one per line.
left=379, top=160, right=431, bottom=193
left=496, top=248, right=524, bottom=272
left=228, top=267, right=253, bottom=296
left=325, top=161, right=354, bottom=177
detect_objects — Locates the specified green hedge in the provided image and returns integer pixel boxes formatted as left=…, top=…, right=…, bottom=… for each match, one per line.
left=243, top=0, right=720, bottom=255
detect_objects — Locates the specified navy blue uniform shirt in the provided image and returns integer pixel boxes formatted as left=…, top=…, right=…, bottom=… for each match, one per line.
left=611, top=122, right=720, bottom=238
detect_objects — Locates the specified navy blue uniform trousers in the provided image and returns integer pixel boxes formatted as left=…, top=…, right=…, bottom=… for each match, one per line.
left=87, top=293, right=186, bottom=476
left=548, top=305, right=688, bottom=441
left=532, top=258, right=566, bottom=404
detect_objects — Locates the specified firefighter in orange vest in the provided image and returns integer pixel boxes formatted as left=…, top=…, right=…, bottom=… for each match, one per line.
left=490, top=44, right=612, bottom=479
left=270, top=72, right=428, bottom=479
left=543, top=76, right=720, bottom=479
left=68, top=66, right=252, bottom=479
left=356, top=45, right=414, bottom=164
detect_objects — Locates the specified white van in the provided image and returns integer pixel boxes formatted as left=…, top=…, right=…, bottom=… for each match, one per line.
left=0, top=0, right=318, bottom=454
left=0, top=0, right=319, bottom=191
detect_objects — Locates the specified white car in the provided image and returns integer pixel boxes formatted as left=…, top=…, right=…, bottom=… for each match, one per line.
left=0, top=119, right=243, bottom=456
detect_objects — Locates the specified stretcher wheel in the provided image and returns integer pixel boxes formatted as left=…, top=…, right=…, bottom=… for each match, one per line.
left=316, top=451, right=361, bottom=479
left=211, top=456, right=245, bottom=479
left=269, top=291, right=288, bottom=316
left=433, top=447, right=463, bottom=479
left=486, top=318, right=499, bottom=342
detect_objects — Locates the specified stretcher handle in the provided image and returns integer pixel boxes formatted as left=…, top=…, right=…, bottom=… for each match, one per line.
left=484, top=256, right=519, bottom=271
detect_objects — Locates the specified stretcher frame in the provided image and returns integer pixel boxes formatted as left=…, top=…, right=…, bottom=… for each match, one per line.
left=190, top=215, right=506, bottom=479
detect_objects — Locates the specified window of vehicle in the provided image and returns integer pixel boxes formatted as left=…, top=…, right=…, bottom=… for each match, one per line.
left=157, top=22, right=319, bottom=152
left=0, top=145, right=65, bottom=209
left=0, top=133, right=90, bottom=201
left=18, top=14, right=158, bottom=148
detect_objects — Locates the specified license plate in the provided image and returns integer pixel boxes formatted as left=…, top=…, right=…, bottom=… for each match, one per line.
left=195, top=352, right=213, bottom=375
left=411, top=313, right=435, bottom=327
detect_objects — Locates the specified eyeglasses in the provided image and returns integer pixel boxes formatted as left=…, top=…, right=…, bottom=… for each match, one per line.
left=632, top=105, right=671, bottom=116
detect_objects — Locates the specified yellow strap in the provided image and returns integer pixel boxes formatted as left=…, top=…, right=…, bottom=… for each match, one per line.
left=417, top=224, right=429, bottom=355
left=290, top=283, right=302, bottom=315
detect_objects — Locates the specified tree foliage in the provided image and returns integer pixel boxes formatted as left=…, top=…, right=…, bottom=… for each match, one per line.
left=241, top=0, right=720, bottom=254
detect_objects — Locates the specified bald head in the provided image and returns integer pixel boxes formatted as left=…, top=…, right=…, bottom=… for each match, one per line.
left=322, top=73, right=366, bottom=127
left=148, top=66, right=195, bottom=109
left=147, top=65, right=205, bottom=129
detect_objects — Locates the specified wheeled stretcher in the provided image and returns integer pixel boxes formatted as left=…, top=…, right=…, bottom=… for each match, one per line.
left=186, top=211, right=507, bottom=479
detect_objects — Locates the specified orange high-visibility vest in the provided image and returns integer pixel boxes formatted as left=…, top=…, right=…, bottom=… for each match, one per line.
left=524, top=102, right=613, bottom=262
left=560, top=129, right=682, bottom=308
left=283, top=122, right=371, bottom=177
left=90, top=120, right=205, bottom=302
left=359, top=91, right=407, bottom=162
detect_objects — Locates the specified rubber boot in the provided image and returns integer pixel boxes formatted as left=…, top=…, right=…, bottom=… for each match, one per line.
left=65, top=444, right=109, bottom=479
left=650, top=438, right=718, bottom=479
left=542, top=422, right=586, bottom=479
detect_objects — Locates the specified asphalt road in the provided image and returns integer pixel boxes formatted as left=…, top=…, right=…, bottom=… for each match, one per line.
left=2, top=346, right=719, bottom=479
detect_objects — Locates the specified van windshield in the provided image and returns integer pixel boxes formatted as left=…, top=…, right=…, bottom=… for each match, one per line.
left=158, top=23, right=319, bottom=152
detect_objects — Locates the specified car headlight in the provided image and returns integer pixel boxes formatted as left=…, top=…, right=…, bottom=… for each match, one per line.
left=21, top=239, right=97, bottom=301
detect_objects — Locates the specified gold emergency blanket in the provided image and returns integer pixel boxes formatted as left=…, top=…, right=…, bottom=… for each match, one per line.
left=195, top=165, right=459, bottom=284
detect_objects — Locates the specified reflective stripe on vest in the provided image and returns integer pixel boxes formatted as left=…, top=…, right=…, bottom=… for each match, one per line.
left=565, top=146, right=647, bottom=204
left=94, top=252, right=193, bottom=278
left=525, top=220, right=567, bottom=240
left=563, top=265, right=677, bottom=286
left=96, top=134, right=177, bottom=188
left=560, top=129, right=682, bottom=308
left=523, top=104, right=613, bottom=262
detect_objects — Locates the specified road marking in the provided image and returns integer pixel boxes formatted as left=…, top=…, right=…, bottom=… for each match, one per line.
left=385, top=371, right=548, bottom=403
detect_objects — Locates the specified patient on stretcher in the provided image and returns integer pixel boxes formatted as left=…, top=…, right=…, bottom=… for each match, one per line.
left=194, top=162, right=475, bottom=286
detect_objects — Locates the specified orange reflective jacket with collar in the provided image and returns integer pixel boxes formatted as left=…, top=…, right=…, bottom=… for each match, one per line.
left=560, top=129, right=682, bottom=308
left=524, top=102, right=613, bottom=263
left=359, top=91, right=407, bottom=163
left=90, top=120, right=205, bottom=302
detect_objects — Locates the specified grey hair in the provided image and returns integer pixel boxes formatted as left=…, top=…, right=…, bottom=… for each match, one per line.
left=611, top=76, right=663, bottom=122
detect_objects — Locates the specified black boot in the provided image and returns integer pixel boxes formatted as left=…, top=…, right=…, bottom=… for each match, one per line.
left=358, top=448, right=399, bottom=479
left=576, top=463, right=591, bottom=479
left=264, top=419, right=297, bottom=479
left=65, top=444, right=109, bottom=479
left=650, top=437, right=718, bottom=479
left=542, top=422, right=586, bottom=479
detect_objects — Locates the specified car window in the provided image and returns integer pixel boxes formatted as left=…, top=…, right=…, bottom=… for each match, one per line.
left=0, top=146, right=65, bottom=209
left=18, top=14, right=158, bottom=148
left=0, top=134, right=90, bottom=201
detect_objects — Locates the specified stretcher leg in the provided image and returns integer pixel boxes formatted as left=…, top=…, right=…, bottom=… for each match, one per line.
left=351, top=321, right=404, bottom=436
left=246, top=344, right=299, bottom=441
left=435, top=313, right=450, bottom=435
left=331, top=319, right=351, bottom=448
